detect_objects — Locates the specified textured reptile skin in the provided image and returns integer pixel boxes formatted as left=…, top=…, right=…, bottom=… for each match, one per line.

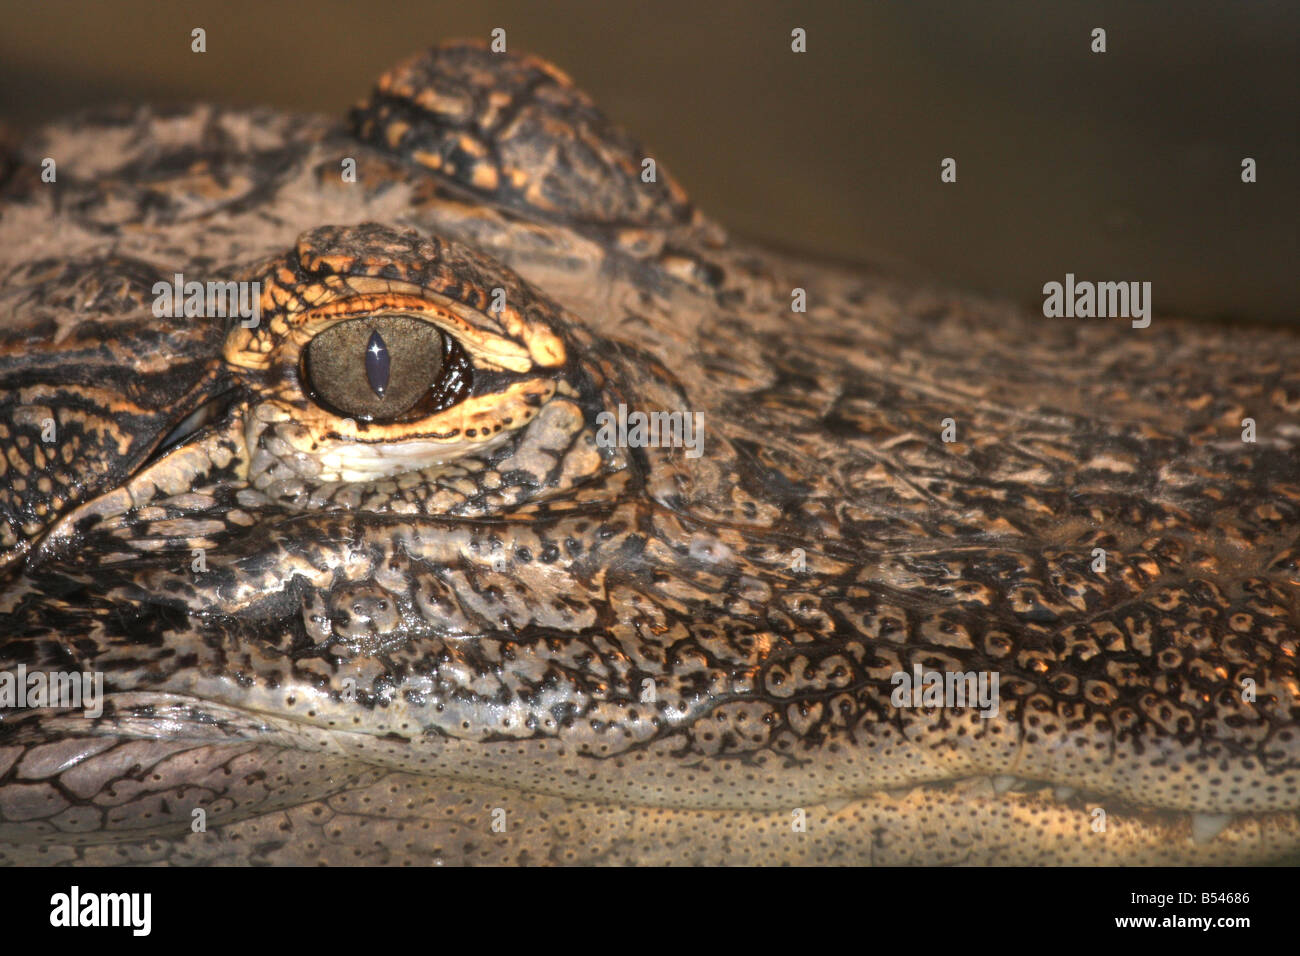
left=0, top=43, right=1297, bottom=864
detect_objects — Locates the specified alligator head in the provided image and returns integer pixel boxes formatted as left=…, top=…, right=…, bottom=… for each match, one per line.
left=0, top=43, right=1297, bottom=865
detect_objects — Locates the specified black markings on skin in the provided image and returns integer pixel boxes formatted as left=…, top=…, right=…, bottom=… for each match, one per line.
left=0, top=45, right=1295, bottom=868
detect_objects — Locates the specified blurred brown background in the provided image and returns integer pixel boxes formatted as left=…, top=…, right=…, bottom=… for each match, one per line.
left=1, top=0, right=1295, bottom=322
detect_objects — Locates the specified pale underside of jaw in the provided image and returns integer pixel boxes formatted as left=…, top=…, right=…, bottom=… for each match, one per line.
left=247, top=705, right=1296, bottom=862
left=853, top=772, right=1291, bottom=848
left=3, top=694, right=1294, bottom=865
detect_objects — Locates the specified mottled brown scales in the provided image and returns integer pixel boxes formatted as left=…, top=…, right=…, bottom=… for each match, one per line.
left=0, top=42, right=1297, bottom=865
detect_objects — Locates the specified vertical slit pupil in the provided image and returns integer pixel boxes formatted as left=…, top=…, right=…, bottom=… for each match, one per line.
left=365, top=330, right=390, bottom=397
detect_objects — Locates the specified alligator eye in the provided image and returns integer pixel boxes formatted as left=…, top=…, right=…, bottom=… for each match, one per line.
left=302, top=314, right=472, bottom=421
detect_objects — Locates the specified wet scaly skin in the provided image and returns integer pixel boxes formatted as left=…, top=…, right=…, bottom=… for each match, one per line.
left=0, top=43, right=1297, bottom=864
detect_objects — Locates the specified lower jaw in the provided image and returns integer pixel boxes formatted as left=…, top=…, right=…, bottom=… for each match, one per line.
left=807, top=777, right=1300, bottom=865
left=2, top=765, right=1295, bottom=865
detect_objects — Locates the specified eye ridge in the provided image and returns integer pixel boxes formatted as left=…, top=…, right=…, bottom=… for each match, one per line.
left=302, top=315, right=473, bottom=423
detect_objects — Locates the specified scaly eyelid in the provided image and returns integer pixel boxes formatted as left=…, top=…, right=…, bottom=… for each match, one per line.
left=225, top=289, right=558, bottom=375
left=294, top=295, right=536, bottom=373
